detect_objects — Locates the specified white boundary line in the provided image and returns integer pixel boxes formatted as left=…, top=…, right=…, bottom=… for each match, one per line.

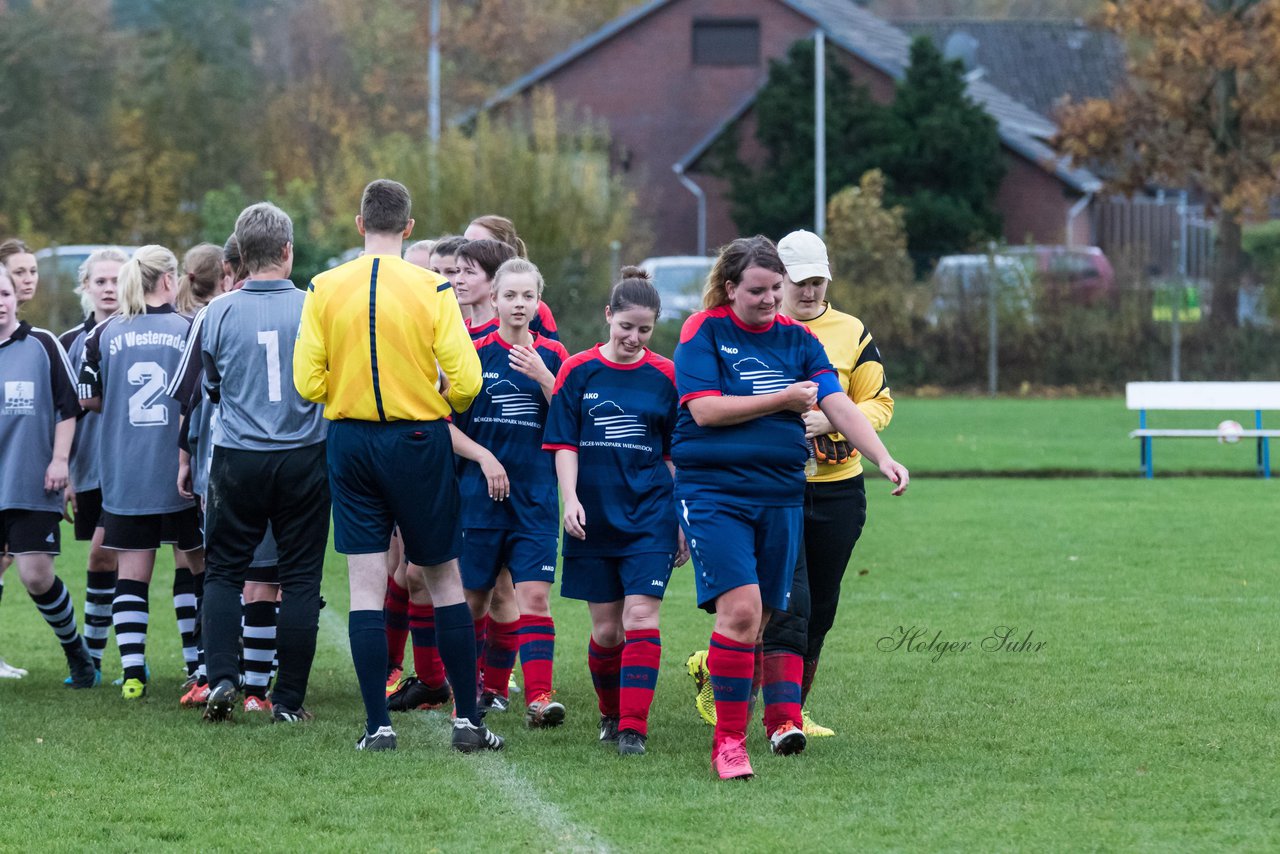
left=317, top=608, right=613, bottom=853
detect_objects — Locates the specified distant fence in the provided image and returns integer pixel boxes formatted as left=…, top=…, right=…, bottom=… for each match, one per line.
left=1094, top=192, right=1214, bottom=282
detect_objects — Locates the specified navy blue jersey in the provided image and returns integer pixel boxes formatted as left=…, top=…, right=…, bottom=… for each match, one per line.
left=671, top=306, right=841, bottom=505
left=453, top=331, right=568, bottom=532
left=543, top=346, right=678, bottom=557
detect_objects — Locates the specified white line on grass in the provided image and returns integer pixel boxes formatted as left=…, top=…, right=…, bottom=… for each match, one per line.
left=318, top=607, right=612, bottom=853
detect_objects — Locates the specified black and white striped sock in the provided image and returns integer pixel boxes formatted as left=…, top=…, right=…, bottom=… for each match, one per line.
left=112, top=578, right=150, bottom=680
left=32, top=576, right=82, bottom=647
left=172, top=567, right=198, bottom=677
left=242, top=601, right=277, bottom=698
left=83, top=570, right=116, bottom=667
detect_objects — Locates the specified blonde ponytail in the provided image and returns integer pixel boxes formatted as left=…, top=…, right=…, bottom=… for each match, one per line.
left=117, top=245, right=177, bottom=319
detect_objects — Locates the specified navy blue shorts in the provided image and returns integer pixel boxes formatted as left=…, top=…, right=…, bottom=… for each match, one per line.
left=561, top=552, right=675, bottom=603
left=677, top=498, right=803, bottom=612
left=327, top=419, right=461, bottom=567
left=460, top=528, right=557, bottom=590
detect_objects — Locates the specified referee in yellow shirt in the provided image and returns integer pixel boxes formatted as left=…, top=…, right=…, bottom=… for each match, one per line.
left=293, top=179, right=503, bottom=753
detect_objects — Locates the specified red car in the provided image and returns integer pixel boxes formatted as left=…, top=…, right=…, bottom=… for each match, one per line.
left=1004, top=245, right=1116, bottom=305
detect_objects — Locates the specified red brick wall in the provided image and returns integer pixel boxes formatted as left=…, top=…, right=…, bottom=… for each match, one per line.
left=996, top=153, right=1084, bottom=246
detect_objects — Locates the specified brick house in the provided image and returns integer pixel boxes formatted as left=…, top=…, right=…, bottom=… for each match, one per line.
left=473, top=0, right=1103, bottom=256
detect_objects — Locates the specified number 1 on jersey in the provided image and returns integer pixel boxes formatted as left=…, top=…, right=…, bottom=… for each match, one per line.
left=258, top=330, right=282, bottom=403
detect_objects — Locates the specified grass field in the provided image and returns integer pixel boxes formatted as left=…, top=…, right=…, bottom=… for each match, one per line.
left=2, top=399, right=1277, bottom=851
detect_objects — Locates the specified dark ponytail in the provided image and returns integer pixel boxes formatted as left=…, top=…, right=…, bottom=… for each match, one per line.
left=610, top=265, right=661, bottom=316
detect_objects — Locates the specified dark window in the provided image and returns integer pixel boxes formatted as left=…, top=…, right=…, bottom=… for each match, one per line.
left=692, top=19, right=760, bottom=66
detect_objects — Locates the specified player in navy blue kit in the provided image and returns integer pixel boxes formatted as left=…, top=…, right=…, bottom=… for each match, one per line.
left=452, top=258, right=570, bottom=728
left=673, top=236, right=909, bottom=780
left=544, top=266, right=687, bottom=755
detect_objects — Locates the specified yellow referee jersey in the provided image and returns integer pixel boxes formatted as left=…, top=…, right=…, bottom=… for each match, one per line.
left=797, top=302, right=894, bottom=481
left=293, top=254, right=481, bottom=421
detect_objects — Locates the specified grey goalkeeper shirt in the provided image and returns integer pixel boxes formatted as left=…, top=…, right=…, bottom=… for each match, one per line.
left=197, top=279, right=326, bottom=451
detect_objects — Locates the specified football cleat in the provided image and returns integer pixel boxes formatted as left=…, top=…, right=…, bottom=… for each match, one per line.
left=203, top=680, right=237, bottom=722
left=686, top=650, right=716, bottom=726
left=598, top=714, right=620, bottom=743
left=451, top=718, right=505, bottom=753
left=271, top=703, right=314, bottom=723
left=384, top=666, right=406, bottom=698
left=121, top=677, right=147, bottom=700
left=480, top=690, right=510, bottom=715
left=525, top=692, right=566, bottom=728
left=388, top=677, right=452, bottom=711
left=801, top=708, right=835, bottom=737
left=769, top=720, right=807, bottom=756
left=355, top=725, right=397, bottom=751
left=617, top=730, right=647, bottom=756
left=65, top=638, right=100, bottom=689
left=712, top=736, right=754, bottom=780
left=243, top=695, right=272, bottom=713
left=180, top=681, right=210, bottom=708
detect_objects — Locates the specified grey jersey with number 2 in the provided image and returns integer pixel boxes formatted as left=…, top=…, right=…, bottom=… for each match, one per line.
left=79, top=305, right=194, bottom=516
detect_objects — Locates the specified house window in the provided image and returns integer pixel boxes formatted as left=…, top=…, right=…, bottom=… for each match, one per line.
left=692, top=19, right=760, bottom=66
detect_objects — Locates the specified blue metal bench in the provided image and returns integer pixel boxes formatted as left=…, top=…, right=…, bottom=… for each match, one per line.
left=1125, top=382, right=1280, bottom=478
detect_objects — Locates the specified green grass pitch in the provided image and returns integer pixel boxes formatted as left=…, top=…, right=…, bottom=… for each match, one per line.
left=2, top=398, right=1276, bottom=851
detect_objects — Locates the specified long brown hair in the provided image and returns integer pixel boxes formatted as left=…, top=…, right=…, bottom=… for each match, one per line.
left=703, top=235, right=786, bottom=309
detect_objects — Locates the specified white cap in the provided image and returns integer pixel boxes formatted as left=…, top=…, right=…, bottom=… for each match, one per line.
left=777, top=230, right=830, bottom=282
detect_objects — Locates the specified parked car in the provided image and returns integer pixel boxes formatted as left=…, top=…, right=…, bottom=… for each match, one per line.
left=1003, top=245, right=1115, bottom=305
left=34, top=244, right=141, bottom=295
left=927, top=254, right=1035, bottom=326
left=638, top=255, right=711, bottom=323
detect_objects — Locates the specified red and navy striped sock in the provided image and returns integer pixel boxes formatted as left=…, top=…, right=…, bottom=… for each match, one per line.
left=708, top=632, right=755, bottom=744
left=518, top=614, right=556, bottom=698
left=408, top=602, right=447, bottom=689
left=619, top=629, right=661, bottom=736
left=762, top=650, right=804, bottom=735
left=587, top=636, right=623, bottom=716
left=383, top=578, right=410, bottom=672
left=482, top=617, right=520, bottom=697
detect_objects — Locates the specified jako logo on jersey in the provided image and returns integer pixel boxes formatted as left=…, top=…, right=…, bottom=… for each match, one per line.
left=719, top=345, right=739, bottom=355
left=588, top=400, right=646, bottom=439
left=582, top=392, right=599, bottom=400
left=482, top=372, right=500, bottom=379
left=732, top=357, right=791, bottom=395
left=485, top=379, right=539, bottom=417
left=3, top=381, right=36, bottom=415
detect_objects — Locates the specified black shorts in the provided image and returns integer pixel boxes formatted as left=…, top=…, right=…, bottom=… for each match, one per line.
left=102, top=507, right=203, bottom=552
left=0, top=509, right=62, bottom=555
left=73, top=488, right=105, bottom=541
left=246, top=564, right=279, bottom=585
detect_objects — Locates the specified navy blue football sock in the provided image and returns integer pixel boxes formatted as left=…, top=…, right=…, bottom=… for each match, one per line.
left=434, top=603, right=480, bottom=725
left=349, top=610, right=393, bottom=734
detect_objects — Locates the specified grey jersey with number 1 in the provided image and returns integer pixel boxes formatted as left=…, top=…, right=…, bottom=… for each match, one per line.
left=79, top=305, right=194, bottom=516
left=198, top=279, right=325, bottom=451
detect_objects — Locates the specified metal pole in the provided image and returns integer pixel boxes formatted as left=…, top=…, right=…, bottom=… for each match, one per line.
left=814, top=30, right=826, bottom=237
left=673, top=165, right=707, bottom=256
left=987, top=241, right=998, bottom=396
left=428, top=0, right=441, bottom=144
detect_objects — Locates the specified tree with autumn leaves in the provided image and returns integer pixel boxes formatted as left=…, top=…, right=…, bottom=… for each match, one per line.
left=1056, top=0, right=1280, bottom=326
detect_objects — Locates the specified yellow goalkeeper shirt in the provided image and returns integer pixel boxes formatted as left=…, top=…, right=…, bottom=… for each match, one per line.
left=293, top=254, right=481, bottom=421
left=794, top=302, right=894, bottom=481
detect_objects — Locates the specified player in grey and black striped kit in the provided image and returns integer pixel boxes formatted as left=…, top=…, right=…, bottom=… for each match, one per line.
left=0, top=265, right=98, bottom=687
left=79, top=246, right=204, bottom=701
left=198, top=203, right=331, bottom=723
left=60, top=247, right=129, bottom=677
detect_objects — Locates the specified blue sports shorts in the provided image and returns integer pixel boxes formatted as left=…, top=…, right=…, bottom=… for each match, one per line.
left=460, top=528, right=558, bottom=590
left=327, top=419, right=461, bottom=566
left=561, top=552, right=675, bottom=603
left=677, top=497, right=802, bottom=612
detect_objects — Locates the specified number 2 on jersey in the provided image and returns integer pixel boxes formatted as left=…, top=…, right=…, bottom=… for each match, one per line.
left=258, top=329, right=282, bottom=403
left=127, top=361, right=169, bottom=427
